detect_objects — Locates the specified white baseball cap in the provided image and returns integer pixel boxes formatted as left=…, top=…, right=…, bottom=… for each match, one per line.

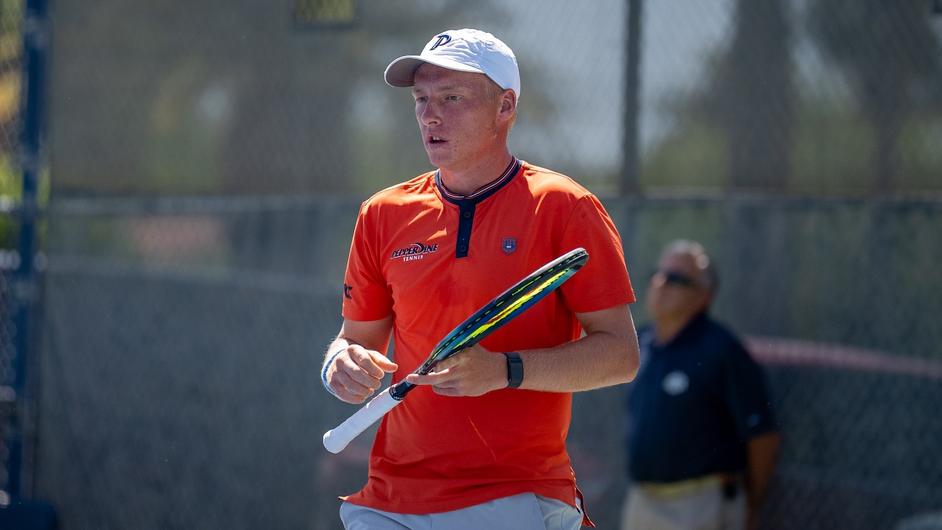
left=384, top=28, right=521, bottom=100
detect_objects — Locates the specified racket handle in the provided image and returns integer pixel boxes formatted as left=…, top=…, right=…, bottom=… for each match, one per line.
left=322, top=387, right=401, bottom=454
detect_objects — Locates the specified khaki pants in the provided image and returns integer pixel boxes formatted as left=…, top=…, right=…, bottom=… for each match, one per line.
left=621, top=476, right=746, bottom=530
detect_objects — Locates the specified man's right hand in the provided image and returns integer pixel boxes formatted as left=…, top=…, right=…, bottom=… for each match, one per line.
left=325, top=345, right=398, bottom=404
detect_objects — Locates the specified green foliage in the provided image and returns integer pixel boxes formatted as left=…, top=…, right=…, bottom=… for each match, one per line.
left=0, top=153, right=16, bottom=198
left=50, top=0, right=504, bottom=196
left=0, top=154, right=16, bottom=249
left=0, top=154, right=51, bottom=251
left=640, top=0, right=942, bottom=195
left=295, top=0, right=356, bottom=26
left=142, top=58, right=223, bottom=194
left=641, top=121, right=729, bottom=190
left=897, top=115, right=942, bottom=190
left=789, top=96, right=875, bottom=194
left=641, top=92, right=942, bottom=195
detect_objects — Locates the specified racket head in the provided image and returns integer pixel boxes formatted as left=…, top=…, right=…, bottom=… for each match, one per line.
left=414, top=247, right=589, bottom=375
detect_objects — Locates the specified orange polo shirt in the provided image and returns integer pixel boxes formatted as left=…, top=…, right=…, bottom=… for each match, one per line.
left=340, top=159, right=635, bottom=519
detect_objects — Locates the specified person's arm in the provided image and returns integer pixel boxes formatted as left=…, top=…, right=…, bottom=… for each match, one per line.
left=745, top=431, right=781, bottom=530
left=405, top=303, right=640, bottom=396
left=322, top=316, right=397, bottom=404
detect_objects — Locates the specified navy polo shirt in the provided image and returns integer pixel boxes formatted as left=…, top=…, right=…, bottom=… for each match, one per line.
left=625, top=312, right=776, bottom=483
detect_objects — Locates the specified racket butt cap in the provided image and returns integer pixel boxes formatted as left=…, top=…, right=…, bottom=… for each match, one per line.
left=323, top=430, right=347, bottom=454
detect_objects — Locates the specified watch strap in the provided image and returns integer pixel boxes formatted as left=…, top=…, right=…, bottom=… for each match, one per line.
left=504, top=351, right=524, bottom=388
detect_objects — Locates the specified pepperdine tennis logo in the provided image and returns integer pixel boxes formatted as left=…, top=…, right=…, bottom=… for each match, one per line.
left=429, top=34, right=452, bottom=50
left=391, top=242, right=439, bottom=262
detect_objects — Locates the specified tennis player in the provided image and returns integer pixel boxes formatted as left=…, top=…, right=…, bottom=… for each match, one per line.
left=321, top=28, right=640, bottom=530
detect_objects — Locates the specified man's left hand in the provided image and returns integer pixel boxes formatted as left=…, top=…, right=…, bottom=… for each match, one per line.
left=405, top=344, right=508, bottom=396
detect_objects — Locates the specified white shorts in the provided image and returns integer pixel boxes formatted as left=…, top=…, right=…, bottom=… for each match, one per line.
left=340, top=492, right=584, bottom=530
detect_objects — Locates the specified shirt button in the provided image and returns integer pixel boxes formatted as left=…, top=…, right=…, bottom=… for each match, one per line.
left=459, top=244, right=468, bottom=252
left=462, top=211, right=472, bottom=218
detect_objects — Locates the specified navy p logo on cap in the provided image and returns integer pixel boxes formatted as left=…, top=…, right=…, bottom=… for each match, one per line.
left=429, top=34, right=452, bottom=51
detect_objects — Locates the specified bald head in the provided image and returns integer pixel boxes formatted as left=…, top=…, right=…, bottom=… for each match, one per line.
left=659, top=240, right=719, bottom=294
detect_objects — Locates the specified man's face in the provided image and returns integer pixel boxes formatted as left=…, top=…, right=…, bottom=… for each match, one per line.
left=411, top=64, right=508, bottom=171
left=645, top=251, right=710, bottom=322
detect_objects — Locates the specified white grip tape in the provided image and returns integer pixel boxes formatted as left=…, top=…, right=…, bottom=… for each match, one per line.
left=322, top=387, right=401, bottom=454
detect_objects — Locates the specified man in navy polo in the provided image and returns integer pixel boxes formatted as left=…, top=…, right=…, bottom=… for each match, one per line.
left=622, top=240, right=780, bottom=530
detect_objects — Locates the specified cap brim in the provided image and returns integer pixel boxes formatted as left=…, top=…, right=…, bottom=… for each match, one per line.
left=384, top=55, right=486, bottom=88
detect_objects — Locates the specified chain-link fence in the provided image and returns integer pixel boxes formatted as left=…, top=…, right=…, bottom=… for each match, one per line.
left=34, top=196, right=942, bottom=530
left=2, top=0, right=942, bottom=529
left=46, top=0, right=942, bottom=198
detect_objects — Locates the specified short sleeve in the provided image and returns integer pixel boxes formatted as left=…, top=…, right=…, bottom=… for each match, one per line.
left=724, top=338, right=778, bottom=439
left=341, top=201, right=393, bottom=321
left=557, top=194, right=636, bottom=313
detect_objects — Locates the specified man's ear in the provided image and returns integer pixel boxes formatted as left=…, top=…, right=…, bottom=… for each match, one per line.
left=499, top=90, right=517, bottom=116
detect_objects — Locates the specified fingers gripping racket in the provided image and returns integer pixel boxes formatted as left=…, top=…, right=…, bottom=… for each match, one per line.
left=322, top=247, right=589, bottom=454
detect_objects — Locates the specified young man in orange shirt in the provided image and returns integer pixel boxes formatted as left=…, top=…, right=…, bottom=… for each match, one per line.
left=321, top=28, right=640, bottom=530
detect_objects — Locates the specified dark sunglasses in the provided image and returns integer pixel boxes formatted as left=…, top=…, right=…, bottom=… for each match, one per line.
left=650, top=269, right=698, bottom=288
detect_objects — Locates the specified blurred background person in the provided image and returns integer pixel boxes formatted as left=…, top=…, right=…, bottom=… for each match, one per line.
left=621, top=240, right=780, bottom=530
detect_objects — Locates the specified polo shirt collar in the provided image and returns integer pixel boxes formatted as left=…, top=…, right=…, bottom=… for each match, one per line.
left=435, top=157, right=521, bottom=205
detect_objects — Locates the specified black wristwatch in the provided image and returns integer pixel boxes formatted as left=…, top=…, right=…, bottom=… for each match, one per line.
left=504, top=351, right=524, bottom=388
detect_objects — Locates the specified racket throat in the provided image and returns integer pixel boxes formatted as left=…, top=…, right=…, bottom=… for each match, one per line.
left=389, top=381, right=415, bottom=400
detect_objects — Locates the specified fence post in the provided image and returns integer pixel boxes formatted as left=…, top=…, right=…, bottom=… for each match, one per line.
left=621, top=0, right=644, bottom=195
left=7, top=0, right=48, bottom=501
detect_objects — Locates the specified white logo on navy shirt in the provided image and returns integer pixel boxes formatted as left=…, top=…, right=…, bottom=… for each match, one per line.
left=662, top=371, right=689, bottom=396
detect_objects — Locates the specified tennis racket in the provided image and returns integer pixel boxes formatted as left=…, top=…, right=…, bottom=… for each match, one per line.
left=322, top=247, right=589, bottom=454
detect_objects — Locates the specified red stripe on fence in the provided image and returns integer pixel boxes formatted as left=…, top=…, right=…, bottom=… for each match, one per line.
left=746, top=336, right=942, bottom=381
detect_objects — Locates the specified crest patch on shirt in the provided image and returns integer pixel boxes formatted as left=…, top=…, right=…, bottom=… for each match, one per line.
left=501, top=237, right=517, bottom=255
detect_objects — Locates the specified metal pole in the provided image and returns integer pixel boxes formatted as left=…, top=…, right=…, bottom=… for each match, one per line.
left=8, top=0, right=48, bottom=500
left=621, top=0, right=644, bottom=195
